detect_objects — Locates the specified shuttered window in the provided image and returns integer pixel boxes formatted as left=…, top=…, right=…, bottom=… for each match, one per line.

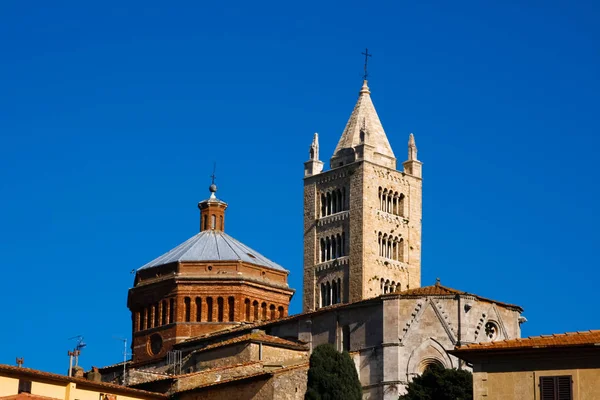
left=18, top=380, right=31, bottom=394
left=540, top=376, right=572, bottom=400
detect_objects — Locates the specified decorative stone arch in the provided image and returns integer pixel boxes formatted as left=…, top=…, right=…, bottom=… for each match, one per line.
left=406, top=337, right=454, bottom=381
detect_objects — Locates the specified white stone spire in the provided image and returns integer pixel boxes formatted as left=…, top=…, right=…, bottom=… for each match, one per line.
left=330, top=80, right=396, bottom=169
left=408, top=133, right=418, bottom=161
left=304, top=132, right=323, bottom=177
left=403, top=133, right=422, bottom=178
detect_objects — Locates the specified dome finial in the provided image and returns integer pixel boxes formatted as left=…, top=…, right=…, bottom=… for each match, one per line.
left=209, top=162, right=217, bottom=199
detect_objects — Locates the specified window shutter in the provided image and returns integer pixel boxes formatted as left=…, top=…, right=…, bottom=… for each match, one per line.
left=557, top=376, right=572, bottom=400
left=18, top=380, right=32, bottom=394
left=540, top=376, right=572, bottom=400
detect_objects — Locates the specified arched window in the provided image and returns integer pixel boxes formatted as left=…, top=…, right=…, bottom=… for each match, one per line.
left=169, top=298, right=175, bottom=323
left=331, top=281, right=337, bottom=305
left=195, top=297, right=202, bottom=322
left=337, top=278, right=342, bottom=303
left=320, top=283, right=326, bottom=308
left=384, top=280, right=390, bottom=294
left=206, top=297, right=213, bottom=322
left=269, top=304, right=276, bottom=320
left=326, top=237, right=331, bottom=261
left=147, top=307, right=153, bottom=329
left=217, top=297, right=224, bottom=322
left=278, top=306, right=285, bottom=318
left=253, top=300, right=259, bottom=321
left=326, top=193, right=331, bottom=216
left=261, top=302, right=267, bottom=320
left=153, top=303, right=159, bottom=327
left=184, top=297, right=191, bottom=322
left=211, top=214, right=216, bottom=230
left=245, top=299, right=251, bottom=321
left=341, top=232, right=345, bottom=256
left=342, top=187, right=346, bottom=210
left=398, top=238, right=404, bottom=262
left=332, top=191, right=337, bottom=214
left=331, top=236, right=337, bottom=259
left=378, top=232, right=383, bottom=257
left=326, top=281, right=331, bottom=306
left=161, top=300, right=167, bottom=325
left=381, top=278, right=385, bottom=294
left=228, top=297, right=235, bottom=322
left=320, top=238, right=326, bottom=262
left=219, top=215, right=223, bottom=230
left=321, top=194, right=326, bottom=217
left=203, top=215, right=208, bottom=231
left=399, top=194, right=405, bottom=217
left=391, top=281, right=396, bottom=294
left=140, top=309, right=146, bottom=331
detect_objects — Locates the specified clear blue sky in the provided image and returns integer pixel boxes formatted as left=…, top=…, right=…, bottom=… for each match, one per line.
left=1, top=0, right=598, bottom=374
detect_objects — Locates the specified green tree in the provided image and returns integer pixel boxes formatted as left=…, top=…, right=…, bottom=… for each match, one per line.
left=399, top=364, right=472, bottom=400
left=305, top=344, right=362, bottom=400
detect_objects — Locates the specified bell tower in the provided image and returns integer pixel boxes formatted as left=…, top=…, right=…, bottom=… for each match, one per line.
left=303, top=80, right=423, bottom=312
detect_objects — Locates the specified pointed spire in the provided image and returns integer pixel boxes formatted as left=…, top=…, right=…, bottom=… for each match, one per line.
left=330, top=80, right=396, bottom=169
left=408, top=133, right=418, bottom=161
left=402, top=133, right=422, bottom=178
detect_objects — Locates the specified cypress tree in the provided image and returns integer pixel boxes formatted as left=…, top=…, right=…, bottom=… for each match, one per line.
left=305, top=344, right=362, bottom=400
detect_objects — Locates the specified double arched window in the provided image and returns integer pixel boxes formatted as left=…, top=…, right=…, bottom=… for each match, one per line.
left=378, top=187, right=405, bottom=216
left=320, top=188, right=347, bottom=217
left=320, top=233, right=346, bottom=262
left=378, top=232, right=404, bottom=261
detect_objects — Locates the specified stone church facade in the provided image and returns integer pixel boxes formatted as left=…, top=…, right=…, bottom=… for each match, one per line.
left=99, top=79, right=525, bottom=399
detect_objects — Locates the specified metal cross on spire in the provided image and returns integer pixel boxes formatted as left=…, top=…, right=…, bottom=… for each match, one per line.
left=210, top=162, right=217, bottom=185
left=361, top=48, right=372, bottom=80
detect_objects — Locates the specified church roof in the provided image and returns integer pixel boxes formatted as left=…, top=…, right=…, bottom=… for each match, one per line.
left=332, top=80, right=395, bottom=160
left=395, top=283, right=523, bottom=311
left=138, top=230, right=287, bottom=272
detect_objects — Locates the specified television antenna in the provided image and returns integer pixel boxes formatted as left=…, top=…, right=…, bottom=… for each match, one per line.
left=67, top=335, right=86, bottom=376
left=114, top=337, right=131, bottom=385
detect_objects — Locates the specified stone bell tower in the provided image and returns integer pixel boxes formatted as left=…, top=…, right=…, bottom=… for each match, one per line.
left=303, top=80, right=423, bottom=312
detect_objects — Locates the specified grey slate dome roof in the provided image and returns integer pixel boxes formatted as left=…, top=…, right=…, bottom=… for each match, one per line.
left=138, top=230, right=287, bottom=272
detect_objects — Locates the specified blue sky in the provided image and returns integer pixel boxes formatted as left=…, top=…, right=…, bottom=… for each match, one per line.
left=1, top=1, right=599, bottom=373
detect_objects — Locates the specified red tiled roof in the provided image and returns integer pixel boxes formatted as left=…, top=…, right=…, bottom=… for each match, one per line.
left=394, top=284, right=523, bottom=311
left=195, top=332, right=307, bottom=353
left=174, top=371, right=272, bottom=393
left=453, top=330, right=600, bottom=353
left=0, top=393, right=62, bottom=400
left=0, top=365, right=166, bottom=399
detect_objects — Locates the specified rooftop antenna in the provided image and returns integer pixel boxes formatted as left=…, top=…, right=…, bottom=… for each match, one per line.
left=114, top=337, right=130, bottom=385
left=67, top=335, right=86, bottom=376
left=16, top=358, right=24, bottom=368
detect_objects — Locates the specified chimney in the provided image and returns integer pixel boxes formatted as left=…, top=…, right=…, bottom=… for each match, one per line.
left=70, top=366, right=84, bottom=378
left=86, top=367, right=102, bottom=382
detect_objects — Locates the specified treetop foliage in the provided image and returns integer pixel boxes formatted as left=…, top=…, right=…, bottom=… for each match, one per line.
left=399, top=364, right=473, bottom=400
left=305, top=344, right=362, bottom=400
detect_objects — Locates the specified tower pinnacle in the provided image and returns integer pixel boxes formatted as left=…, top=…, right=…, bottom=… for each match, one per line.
left=408, top=133, right=418, bottom=161
left=403, top=133, right=422, bottom=178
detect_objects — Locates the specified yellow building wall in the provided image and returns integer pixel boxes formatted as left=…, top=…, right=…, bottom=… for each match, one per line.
left=0, top=376, right=19, bottom=396
left=0, top=373, right=157, bottom=400
left=474, top=368, right=600, bottom=400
